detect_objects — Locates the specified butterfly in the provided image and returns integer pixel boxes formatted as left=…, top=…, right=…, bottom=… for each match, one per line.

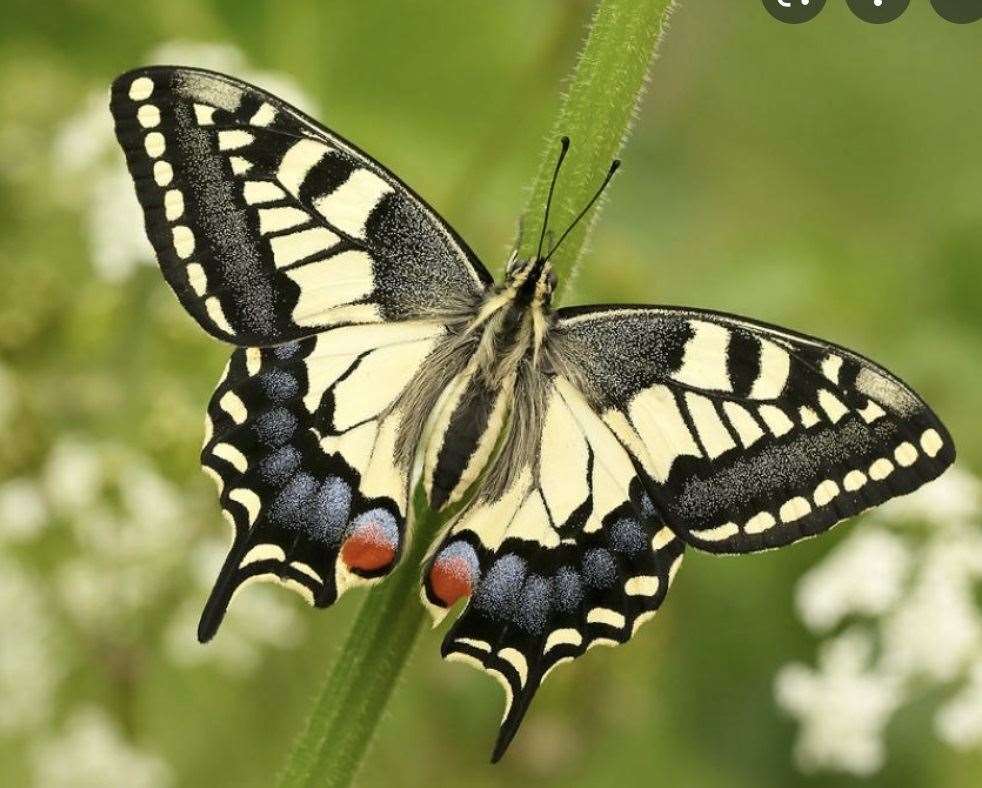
left=110, top=66, right=955, bottom=760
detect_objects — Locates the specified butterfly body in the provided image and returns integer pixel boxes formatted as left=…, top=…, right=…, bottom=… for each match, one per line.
left=110, top=66, right=955, bottom=761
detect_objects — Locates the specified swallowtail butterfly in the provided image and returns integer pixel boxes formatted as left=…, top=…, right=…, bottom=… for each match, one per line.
left=111, top=67, right=955, bottom=760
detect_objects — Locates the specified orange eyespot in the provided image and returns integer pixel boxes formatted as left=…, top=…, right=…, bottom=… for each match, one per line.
left=429, top=556, right=475, bottom=607
left=341, top=522, right=396, bottom=572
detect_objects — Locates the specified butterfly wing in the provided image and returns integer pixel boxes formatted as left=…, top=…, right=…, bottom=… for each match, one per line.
left=200, top=321, right=446, bottom=640
left=421, top=375, right=685, bottom=760
left=110, top=66, right=491, bottom=345
left=110, top=67, right=490, bottom=637
left=554, top=304, right=956, bottom=553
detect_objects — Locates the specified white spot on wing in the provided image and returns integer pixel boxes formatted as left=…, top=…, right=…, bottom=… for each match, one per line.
left=587, top=608, right=626, bottom=629
left=821, top=354, right=843, bottom=384
left=240, top=543, right=286, bottom=567
left=314, top=168, right=394, bottom=240
left=249, top=102, right=276, bottom=127
left=625, top=575, right=660, bottom=597
left=278, top=138, right=331, bottom=197
left=744, top=511, right=776, bottom=534
left=229, top=488, right=262, bottom=526
left=670, top=320, right=732, bottom=392
left=920, top=429, right=943, bottom=458
left=172, top=225, right=195, bottom=259
left=685, top=393, right=736, bottom=459
left=144, top=132, right=165, bottom=158
left=128, top=76, right=153, bottom=101
left=286, top=250, right=374, bottom=327
left=219, top=391, right=248, bottom=424
left=758, top=405, right=793, bottom=437
left=818, top=389, right=849, bottom=424
left=270, top=227, right=340, bottom=268
left=894, top=442, right=918, bottom=467
left=844, top=470, right=867, bottom=492
left=722, top=401, right=764, bottom=448
left=858, top=399, right=887, bottom=424
left=212, top=442, right=247, bottom=473
left=137, top=104, right=160, bottom=128
left=690, top=522, right=739, bottom=542
left=194, top=103, right=216, bottom=125
left=780, top=496, right=811, bottom=523
left=186, top=263, right=207, bottom=296
left=243, top=180, right=286, bottom=205
left=749, top=339, right=790, bottom=400
left=205, top=297, right=234, bottom=334
left=164, top=189, right=184, bottom=220
left=869, top=458, right=894, bottom=481
left=153, top=160, right=173, bottom=186
left=218, top=130, right=253, bottom=151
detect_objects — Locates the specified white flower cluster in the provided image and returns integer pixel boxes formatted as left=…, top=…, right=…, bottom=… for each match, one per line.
left=52, top=40, right=317, bottom=282
left=774, top=466, right=982, bottom=775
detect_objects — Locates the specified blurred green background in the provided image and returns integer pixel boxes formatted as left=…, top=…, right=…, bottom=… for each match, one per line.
left=1, top=1, right=980, bottom=786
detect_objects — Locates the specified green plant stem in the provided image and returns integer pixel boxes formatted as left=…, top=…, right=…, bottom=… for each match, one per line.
left=278, top=497, right=443, bottom=788
left=519, top=0, right=676, bottom=299
left=278, top=2, right=677, bottom=786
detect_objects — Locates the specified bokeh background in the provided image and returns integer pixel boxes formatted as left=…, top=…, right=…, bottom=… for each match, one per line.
left=1, top=1, right=981, bottom=786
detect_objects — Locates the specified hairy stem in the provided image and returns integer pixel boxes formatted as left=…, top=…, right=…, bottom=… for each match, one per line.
left=519, top=0, right=676, bottom=299
left=277, top=1, right=677, bottom=785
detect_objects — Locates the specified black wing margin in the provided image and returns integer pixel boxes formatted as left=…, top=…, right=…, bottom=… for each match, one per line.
left=554, top=305, right=955, bottom=553
left=110, top=66, right=491, bottom=345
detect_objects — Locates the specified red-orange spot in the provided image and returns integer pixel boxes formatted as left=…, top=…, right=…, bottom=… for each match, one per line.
left=341, top=525, right=396, bottom=572
left=429, top=557, right=474, bottom=607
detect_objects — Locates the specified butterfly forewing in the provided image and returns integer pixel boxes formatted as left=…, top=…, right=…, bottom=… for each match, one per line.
left=555, top=305, right=955, bottom=553
left=110, top=67, right=490, bottom=346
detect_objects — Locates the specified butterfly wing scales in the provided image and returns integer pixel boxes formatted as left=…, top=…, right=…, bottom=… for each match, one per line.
left=555, top=304, right=956, bottom=553
left=110, top=66, right=491, bottom=346
left=200, top=321, right=447, bottom=640
left=423, top=375, right=685, bottom=759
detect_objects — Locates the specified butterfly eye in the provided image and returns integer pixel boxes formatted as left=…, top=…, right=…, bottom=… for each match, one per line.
left=545, top=269, right=557, bottom=291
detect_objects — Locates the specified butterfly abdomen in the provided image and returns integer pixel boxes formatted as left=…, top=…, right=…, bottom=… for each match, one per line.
left=423, top=369, right=513, bottom=511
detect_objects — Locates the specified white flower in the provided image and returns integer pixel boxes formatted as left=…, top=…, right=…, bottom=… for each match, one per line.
left=880, top=531, right=982, bottom=683
left=43, top=438, right=103, bottom=514
left=937, top=659, right=982, bottom=749
left=32, top=706, right=172, bottom=788
left=795, top=527, right=911, bottom=633
left=0, top=478, right=48, bottom=541
left=774, top=628, right=903, bottom=775
left=0, top=560, right=61, bottom=733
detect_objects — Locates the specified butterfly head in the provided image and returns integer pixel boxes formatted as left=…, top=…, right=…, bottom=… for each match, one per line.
left=503, top=137, right=620, bottom=310
left=504, top=255, right=558, bottom=308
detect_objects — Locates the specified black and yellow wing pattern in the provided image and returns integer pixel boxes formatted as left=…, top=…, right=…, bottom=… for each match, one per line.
left=111, top=65, right=955, bottom=761
left=110, top=67, right=491, bottom=639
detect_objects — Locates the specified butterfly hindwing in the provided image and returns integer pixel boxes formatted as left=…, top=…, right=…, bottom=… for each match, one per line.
left=200, top=320, right=446, bottom=640
left=422, top=375, right=685, bottom=759
left=554, top=305, right=956, bottom=553
left=110, top=67, right=491, bottom=346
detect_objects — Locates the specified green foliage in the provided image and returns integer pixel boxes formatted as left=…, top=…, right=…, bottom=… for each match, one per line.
left=0, top=2, right=980, bottom=787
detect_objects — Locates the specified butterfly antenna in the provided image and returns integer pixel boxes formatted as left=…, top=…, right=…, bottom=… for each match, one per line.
left=535, top=136, right=571, bottom=261
left=544, top=159, right=621, bottom=262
